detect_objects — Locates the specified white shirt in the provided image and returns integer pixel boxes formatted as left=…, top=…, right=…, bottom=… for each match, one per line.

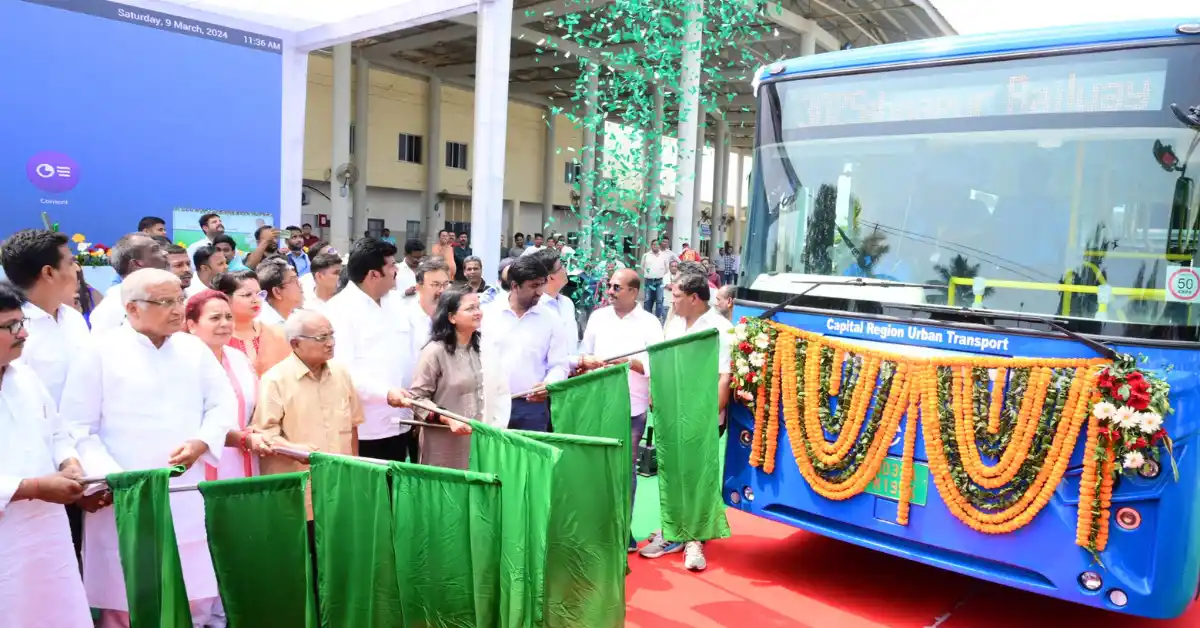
left=300, top=272, right=317, bottom=301
left=395, top=263, right=418, bottom=296
left=88, top=284, right=126, bottom=334
left=539, top=291, right=579, bottom=355
left=256, top=302, right=286, bottom=326
left=664, top=307, right=734, bottom=375
left=18, top=301, right=91, bottom=404
left=186, top=237, right=212, bottom=271
left=0, top=362, right=92, bottom=627
left=481, top=297, right=570, bottom=395
left=405, top=297, right=434, bottom=356
left=185, top=280, right=209, bottom=298
left=521, top=245, right=546, bottom=256
left=641, top=250, right=675, bottom=279
left=324, top=283, right=415, bottom=439
left=60, top=327, right=237, bottom=610
left=580, top=305, right=664, bottom=416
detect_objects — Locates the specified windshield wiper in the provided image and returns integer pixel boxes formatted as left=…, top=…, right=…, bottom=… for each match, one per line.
left=756, top=283, right=1120, bottom=361
left=757, top=277, right=938, bottom=320
left=948, top=306, right=1120, bottom=361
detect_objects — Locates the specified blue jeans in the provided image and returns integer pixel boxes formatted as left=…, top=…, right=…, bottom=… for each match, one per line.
left=629, top=412, right=647, bottom=514
left=723, top=271, right=736, bottom=286
left=643, top=278, right=664, bottom=319
left=509, top=399, right=551, bottom=432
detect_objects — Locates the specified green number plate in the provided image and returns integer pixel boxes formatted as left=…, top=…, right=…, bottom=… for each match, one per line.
left=864, top=457, right=930, bottom=507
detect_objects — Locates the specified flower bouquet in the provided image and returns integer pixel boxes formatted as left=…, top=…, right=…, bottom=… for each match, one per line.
left=729, top=316, right=776, bottom=409
left=1076, top=354, right=1175, bottom=557
left=71, top=233, right=111, bottom=268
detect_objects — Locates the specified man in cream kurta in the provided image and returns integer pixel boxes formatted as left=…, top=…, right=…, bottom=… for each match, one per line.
left=0, top=281, right=93, bottom=628
left=60, top=268, right=237, bottom=627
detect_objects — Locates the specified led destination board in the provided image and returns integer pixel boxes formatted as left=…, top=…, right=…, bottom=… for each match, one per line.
left=781, top=57, right=1168, bottom=129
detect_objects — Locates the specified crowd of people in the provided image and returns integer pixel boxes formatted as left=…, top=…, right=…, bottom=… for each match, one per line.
left=0, top=212, right=739, bottom=627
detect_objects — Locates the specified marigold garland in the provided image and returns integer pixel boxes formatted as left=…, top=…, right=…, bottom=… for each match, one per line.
left=729, top=318, right=1177, bottom=559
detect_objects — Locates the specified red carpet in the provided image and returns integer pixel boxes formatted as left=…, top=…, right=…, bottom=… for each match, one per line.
left=625, top=510, right=1200, bottom=628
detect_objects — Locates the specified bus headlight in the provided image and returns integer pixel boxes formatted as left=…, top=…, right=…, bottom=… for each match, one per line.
left=1078, top=572, right=1103, bottom=591
left=739, top=430, right=753, bottom=447
left=1138, top=459, right=1161, bottom=479
left=1115, top=507, right=1141, bottom=531
left=1108, top=589, right=1128, bottom=607
left=729, top=491, right=741, bottom=505
left=743, top=486, right=755, bottom=502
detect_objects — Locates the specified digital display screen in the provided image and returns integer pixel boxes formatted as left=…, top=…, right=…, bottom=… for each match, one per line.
left=780, top=57, right=1168, bottom=129
left=0, top=0, right=282, bottom=246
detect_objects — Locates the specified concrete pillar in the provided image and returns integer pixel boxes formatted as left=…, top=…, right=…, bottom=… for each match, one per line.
left=470, top=0, right=514, bottom=281
left=425, top=76, right=443, bottom=248
left=505, top=198, right=519, bottom=249
left=733, top=150, right=745, bottom=250
left=800, top=31, right=817, bottom=57
left=352, top=50, right=370, bottom=239
left=691, top=131, right=704, bottom=254
left=644, top=84, right=665, bottom=249
left=579, top=65, right=599, bottom=248
left=541, top=107, right=555, bottom=234
left=671, top=0, right=704, bottom=253
left=713, top=117, right=728, bottom=254
left=330, top=43, right=353, bottom=253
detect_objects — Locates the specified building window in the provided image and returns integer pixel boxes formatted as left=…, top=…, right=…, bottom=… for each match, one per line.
left=398, top=133, right=423, bottom=164
left=564, top=161, right=582, bottom=183
left=445, top=141, right=469, bottom=170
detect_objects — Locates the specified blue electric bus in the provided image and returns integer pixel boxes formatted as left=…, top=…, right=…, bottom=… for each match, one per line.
left=726, top=19, right=1200, bottom=618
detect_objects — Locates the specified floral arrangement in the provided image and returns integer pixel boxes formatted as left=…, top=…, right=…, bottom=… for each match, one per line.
left=71, top=233, right=110, bottom=267
left=730, top=319, right=1177, bottom=559
left=1076, top=356, right=1175, bottom=556
left=730, top=317, right=775, bottom=408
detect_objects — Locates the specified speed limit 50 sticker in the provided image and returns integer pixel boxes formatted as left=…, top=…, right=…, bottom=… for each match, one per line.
left=1166, top=265, right=1200, bottom=303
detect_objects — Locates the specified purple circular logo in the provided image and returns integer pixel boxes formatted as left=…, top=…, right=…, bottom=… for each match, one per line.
left=26, top=151, right=79, bottom=194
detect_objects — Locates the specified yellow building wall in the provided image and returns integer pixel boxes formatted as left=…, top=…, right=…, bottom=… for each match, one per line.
left=303, top=53, right=585, bottom=207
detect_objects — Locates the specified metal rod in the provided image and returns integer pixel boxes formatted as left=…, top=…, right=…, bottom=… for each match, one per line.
left=393, top=417, right=450, bottom=430
left=408, top=398, right=472, bottom=427
left=510, top=349, right=648, bottom=399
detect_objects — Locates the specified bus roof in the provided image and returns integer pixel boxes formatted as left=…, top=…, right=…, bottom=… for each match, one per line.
left=759, top=18, right=1200, bottom=83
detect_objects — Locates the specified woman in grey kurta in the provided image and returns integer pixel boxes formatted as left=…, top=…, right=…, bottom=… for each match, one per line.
left=409, top=288, right=484, bottom=469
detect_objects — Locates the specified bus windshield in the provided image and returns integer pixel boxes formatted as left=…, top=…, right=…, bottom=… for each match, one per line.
left=745, top=43, right=1200, bottom=338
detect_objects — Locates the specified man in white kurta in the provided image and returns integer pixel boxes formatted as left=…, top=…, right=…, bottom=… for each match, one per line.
left=0, top=282, right=93, bottom=628
left=60, top=268, right=237, bottom=627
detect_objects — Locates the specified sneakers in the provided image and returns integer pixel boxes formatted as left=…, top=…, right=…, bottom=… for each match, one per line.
left=683, top=541, right=707, bottom=572
left=628, top=536, right=638, bottom=553
left=638, top=531, right=683, bottom=558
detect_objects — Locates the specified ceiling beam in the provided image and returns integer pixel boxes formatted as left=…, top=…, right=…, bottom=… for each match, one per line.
left=359, top=50, right=554, bottom=110
left=438, top=54, right=551, bottom=77
left=740, top=0, right=841, bottom=50
left=366, top=24, right=476, bottom=55
left=513, top=0, right=615, bottom=26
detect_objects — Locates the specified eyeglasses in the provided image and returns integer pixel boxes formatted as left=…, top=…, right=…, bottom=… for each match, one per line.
left=0, top=317, right=28, bottom=335
left=134, top=296, right=187, bottom=308
left=298, top=333, right=335, bottom=343
left=607, top=283, right=627, bottom=292
left=235, top=290, right=268, bottom=301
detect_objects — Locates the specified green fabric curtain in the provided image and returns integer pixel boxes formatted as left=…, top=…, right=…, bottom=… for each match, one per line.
left=310, top=452, right=403, bottom=627
left=647, top=328, right=731, bottom=542
left=199, top=473, right=315, bottom=628
left=546, top=365, right=633, bottom=532
left=106, top=466, right=191, bottom=628
left=469, top=421, right=561, bottom=628
left=388, top=462, right=503, bottom=628
left=521, top=432, right=627, bottom=628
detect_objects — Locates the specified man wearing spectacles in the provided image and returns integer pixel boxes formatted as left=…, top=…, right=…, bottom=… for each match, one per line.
left=0, top=280, right=93, bottom=626
left=254, top=309, right=363, bottom=602
left=59, top=268, right=238, bottom=626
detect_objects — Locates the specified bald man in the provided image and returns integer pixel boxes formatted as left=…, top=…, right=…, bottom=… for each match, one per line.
left=577, top=268, right=664, bottom=552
